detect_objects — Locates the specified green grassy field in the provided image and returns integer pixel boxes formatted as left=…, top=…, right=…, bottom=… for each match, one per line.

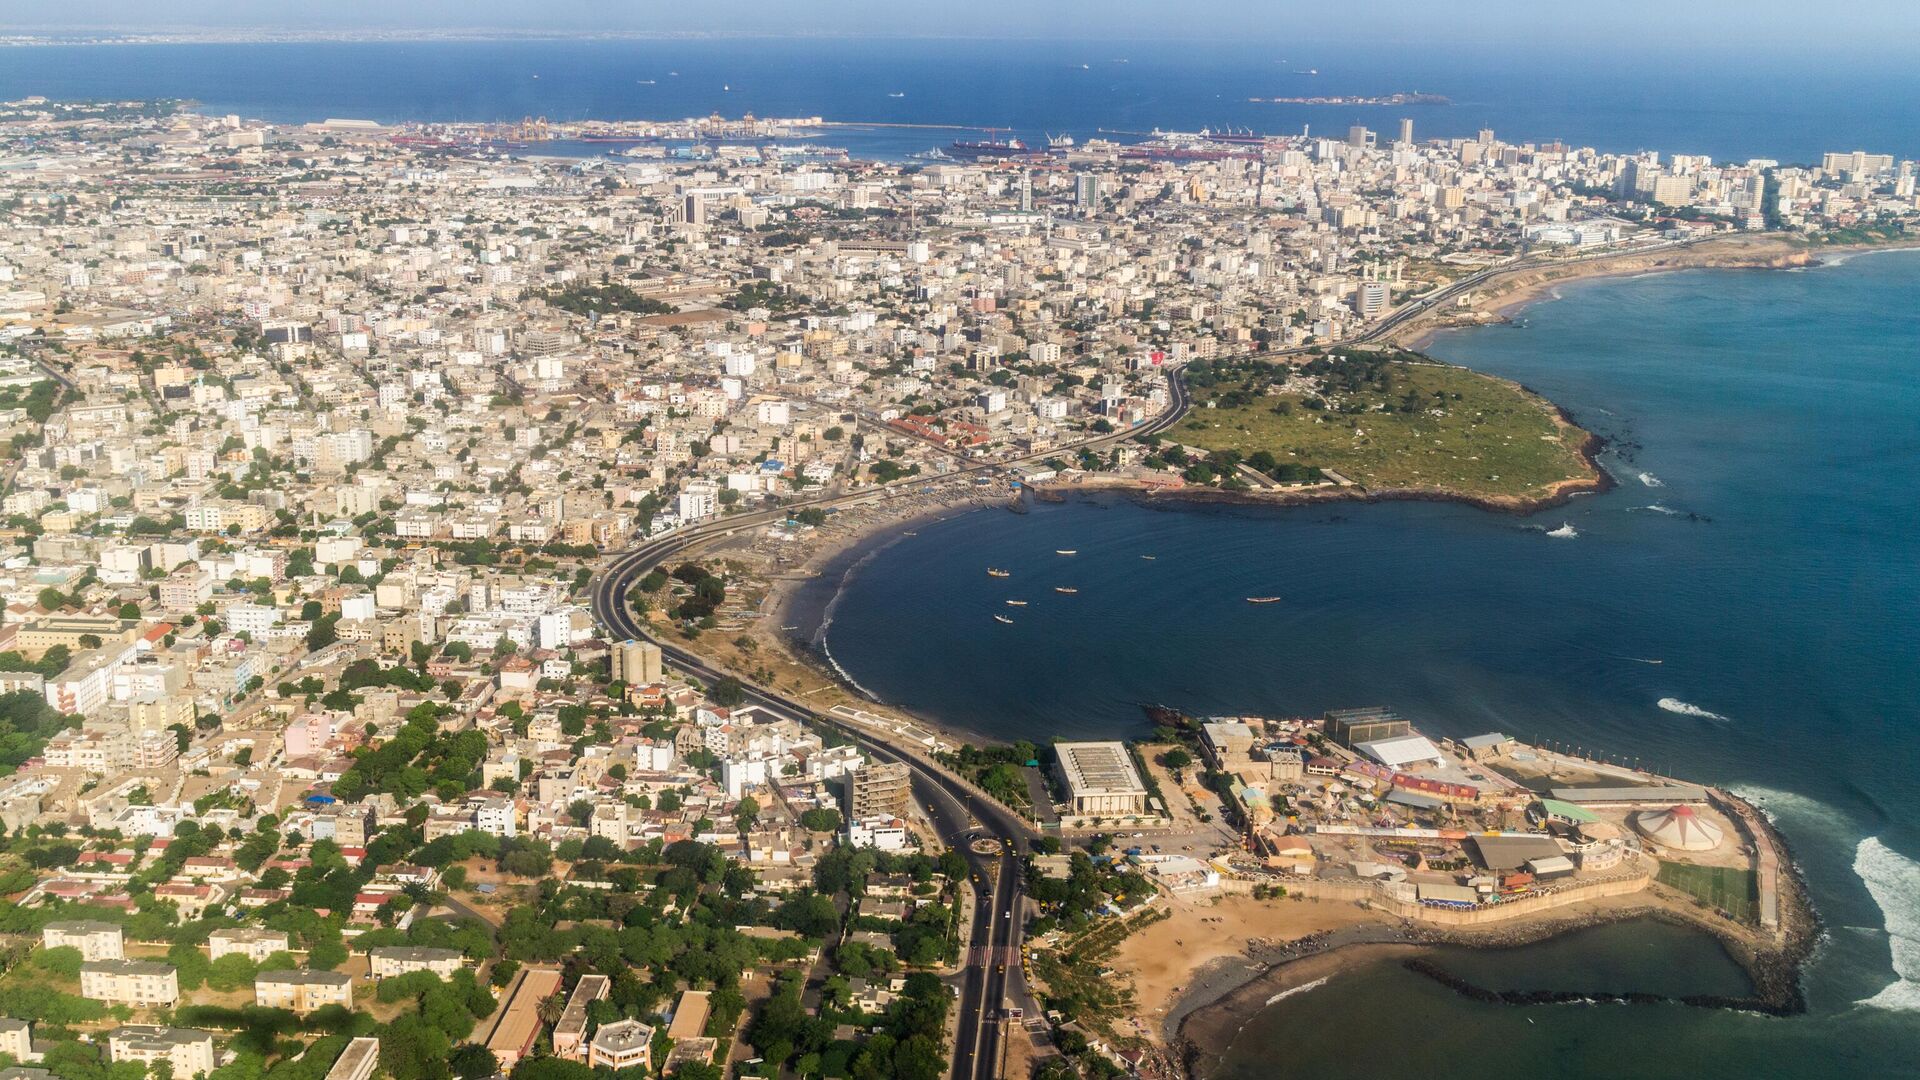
left=1174, top=353, right=1594, bottom=500
left=1656, top=861, right=1758, bottom=923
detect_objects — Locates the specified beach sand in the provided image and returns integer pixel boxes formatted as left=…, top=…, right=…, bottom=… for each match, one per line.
left=1109, top=893, right=1394, bottom=1045
left=1389, top=233, right=1920, bottom=351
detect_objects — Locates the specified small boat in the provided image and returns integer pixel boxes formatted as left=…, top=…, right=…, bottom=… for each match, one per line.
left=994, top=615, right=1015, bottom=625
left=1055, top=549, right=1078, bottom=556
left=1140, top=555, right=1156, bottom=560
left=987, top=568, right=1011, bottom=578
left=888, top=92, right=906, bottom=98
left=1246, top=596, right=1283, bottom=604
left=1005, top=600, right=1027, bottom=607
left=1055, top=587, right=1079, bottom=595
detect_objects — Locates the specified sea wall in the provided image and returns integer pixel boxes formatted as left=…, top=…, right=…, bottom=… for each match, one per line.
left=1216, top=870, right=1654, bottom=926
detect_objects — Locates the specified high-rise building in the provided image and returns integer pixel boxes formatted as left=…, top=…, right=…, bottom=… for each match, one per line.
left=1018, top=171, right=1032, bottom=212
left=845, top=761, right=912, bottom=820
left=1820, top=150, right=1895, bottom=176
left=1347, top=125, right=1375, bottom=149
left=682, top=192, right=706, bottom=226
left=1353, top=281, right=1390, bottom=317
left=1074, top=172, right=1101, bottom=211
left=610, top=640, right=663, bottom=686
left=1397, top=118, right=1414, bottom=146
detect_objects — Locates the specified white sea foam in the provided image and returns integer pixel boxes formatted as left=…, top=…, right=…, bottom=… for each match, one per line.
left=1630, top=504, right=1683, bottom=516
left=1264, top=976, right=1330, bottom=1006
left=1638, top=472, right=1665, bottom=487
left=1728, top=785, right=1855, bottom=838
left=1545, top=522, right=1578, bottom=539
left=1854, top=837, right=1920, bottom=1011
left=1656, top=697, right=1729, bottom=721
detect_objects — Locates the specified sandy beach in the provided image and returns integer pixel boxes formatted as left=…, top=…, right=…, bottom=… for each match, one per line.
left=1108, top=893, right=1396, bottom=1043
left=1388, top=232, right=1920, bottom=351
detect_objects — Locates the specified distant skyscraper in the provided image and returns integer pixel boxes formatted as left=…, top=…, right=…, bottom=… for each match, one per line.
left=1477, top=128, right=1496, bottom=146
left=1397, top=118, right=1414, bottom=146
left=682, top=192, right=706, bottom=226
left=1074, top=172, right=1101, bottom=211
left=1018, top=171, right=1032, bottom=212
left=1347, top=125, right=1375, bottom=149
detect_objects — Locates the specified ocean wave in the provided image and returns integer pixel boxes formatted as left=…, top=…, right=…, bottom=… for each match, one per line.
left=817, top=633, right=885, bottom=704
left=1265, top=976, right=1330, bottom=1006
left=1638, top=472, right=1665, bottom=488
left=1545, top=523, right=1578, bottom=539
left=1854, top=837, right=1920, bottom=1011
left=1656, top=698, right=1729, bottom=721
left=1728, top=784, right=1855, bottom=838
left=1630, top=504, right=1683, bottom=516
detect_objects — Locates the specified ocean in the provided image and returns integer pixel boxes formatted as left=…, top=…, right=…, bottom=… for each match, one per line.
left=797, top=251, right=1920, bottom=1076
left=11, top=32, right=1919, bottom=1074
left=3, top=37, right=1920, bottom=162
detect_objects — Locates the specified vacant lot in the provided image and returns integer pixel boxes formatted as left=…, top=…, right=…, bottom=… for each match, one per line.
left=1177, top=358, right=1593, bottom=499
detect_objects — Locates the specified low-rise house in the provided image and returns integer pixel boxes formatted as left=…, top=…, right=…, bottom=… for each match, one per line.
left=367, top=946, right=464, bottom=980
left=106, top=1026, right=216, bottom=1079
left=208, top=927, right=291, bottom=963
left=587, top=1019, right=654, bottom=1071
left=42, top=919, right=124, bottom=961
left=255, top=969, right=354, bottom=1013
left=80, top=959, right=179, bottom=1007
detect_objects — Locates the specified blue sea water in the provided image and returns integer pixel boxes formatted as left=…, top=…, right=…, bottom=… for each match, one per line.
left=799, top=251, right=1920, bottom=1074
left=3, top=38, right=1920, bottom=161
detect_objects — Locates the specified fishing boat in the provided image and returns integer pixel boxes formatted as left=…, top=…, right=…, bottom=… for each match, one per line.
left=1246, top=596, right=1283, bottom=604
left=1055, top=549, right=1078, bottom=556
left=1055, top=586, right=1079, bottom=595
left=994, top=614, right=1015, bottom=625
left=987, top=568, right=1011, bottom=578
left=1140, top=555, right=1157, bottom=560
left=1005, top=600, right=1028, bottom=607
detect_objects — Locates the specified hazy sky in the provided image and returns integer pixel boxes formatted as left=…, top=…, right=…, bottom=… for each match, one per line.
left=3, top=1, right=1918, bottom=50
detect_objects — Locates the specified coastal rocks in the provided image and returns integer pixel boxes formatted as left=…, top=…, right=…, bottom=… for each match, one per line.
left=1402, top=956, right=1802, bottom=1016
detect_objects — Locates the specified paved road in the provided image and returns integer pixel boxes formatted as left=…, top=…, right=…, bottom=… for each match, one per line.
left=587, top=371, right=1187, bottom=1079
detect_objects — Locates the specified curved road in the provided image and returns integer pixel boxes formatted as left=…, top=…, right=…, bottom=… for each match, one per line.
left=589, top=371, right=1187, bottom=1080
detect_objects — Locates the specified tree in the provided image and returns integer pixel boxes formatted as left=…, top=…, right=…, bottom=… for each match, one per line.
left=1161, top=748, right=1194, bottom=771
left=734, top=795, right=761, bottom=833
left=448, top=1046, right=497, bottom=1080
left=535, top=992, right=565, bottom=1025
left=708, top=676, right=746, bottom=708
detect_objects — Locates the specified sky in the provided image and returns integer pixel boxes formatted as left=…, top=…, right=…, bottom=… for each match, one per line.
left=4, top=0, right=1920, bottom=51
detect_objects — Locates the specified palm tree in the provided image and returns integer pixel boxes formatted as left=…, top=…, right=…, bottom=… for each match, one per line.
left=536, top=991, right=566, bottom=1025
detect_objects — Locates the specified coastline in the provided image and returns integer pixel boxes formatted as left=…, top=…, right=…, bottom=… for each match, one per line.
left=647, top=239, right=1842, bottom=1078
left=1169, top=871, right=1820, bottom=1080
left=664, top=231, right=1920, bottom=738
left=1388, top=232, right=1920, bottom=352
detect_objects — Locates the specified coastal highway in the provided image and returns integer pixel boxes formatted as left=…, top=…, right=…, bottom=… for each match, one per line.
left=1353, top=236, right=1707, bottom=347
left=589, top=373, right=1184, bottom=1079
left=593, top=532, right=1032, bottom=1080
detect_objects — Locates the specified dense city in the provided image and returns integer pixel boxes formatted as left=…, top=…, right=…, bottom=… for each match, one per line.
left=0, top=95, right=1909, bottom=1080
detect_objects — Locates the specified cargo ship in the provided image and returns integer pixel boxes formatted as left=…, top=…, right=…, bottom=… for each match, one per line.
left=948, top=137, right=1028, bottom=159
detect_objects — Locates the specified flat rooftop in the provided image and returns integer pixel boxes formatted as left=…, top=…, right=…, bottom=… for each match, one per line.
left=1055, top=741, right=1147, bottom=797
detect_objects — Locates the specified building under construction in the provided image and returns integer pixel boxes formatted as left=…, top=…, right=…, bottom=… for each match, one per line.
left=1325, top=707, right=1411, bottom=749
left=844, top=761, right=912, bottom=820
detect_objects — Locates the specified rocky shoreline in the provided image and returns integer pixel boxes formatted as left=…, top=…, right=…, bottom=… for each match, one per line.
left=1172, top=897, right=1810, bottom=1079
left=1171, top=801, right=1822, bottom=1080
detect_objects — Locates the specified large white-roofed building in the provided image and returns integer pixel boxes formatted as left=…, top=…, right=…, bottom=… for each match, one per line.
left=1354, top=734, right=1445, bottom=770
left=1054, top=741, right=1149, bottom=816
